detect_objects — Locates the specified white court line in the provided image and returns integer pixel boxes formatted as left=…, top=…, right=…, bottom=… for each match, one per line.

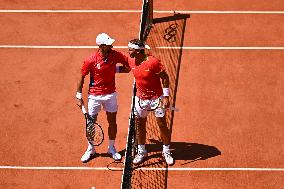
left=1, top=45, right=284, bottom=50
left=0, top=45, right=100, bottom=49
left=0, top=166, right=283, bottom=171
left=0, top=10, right=284, bottom=14
left=157, top=47, right=284, bottom=50
left=0, top=45, right=131, bottom=49
left=155, top=10, right=284, bottom=14
left=0, top=10, right=141, bottom=13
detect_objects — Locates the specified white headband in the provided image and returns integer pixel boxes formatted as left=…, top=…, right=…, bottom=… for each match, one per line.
left=128, top=42, right=150, bottom=50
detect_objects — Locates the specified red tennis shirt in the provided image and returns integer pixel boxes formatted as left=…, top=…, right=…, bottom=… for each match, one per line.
left=129, top=56, right=164, bottom=100
left=81, top=49, right=129, bottom=95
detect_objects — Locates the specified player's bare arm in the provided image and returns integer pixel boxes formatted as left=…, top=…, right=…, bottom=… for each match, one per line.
left=159, top=70, right=170, bottom=108
left=159, top=70, right=169, bottom=87
left=76, top=74, right=86, bottom=108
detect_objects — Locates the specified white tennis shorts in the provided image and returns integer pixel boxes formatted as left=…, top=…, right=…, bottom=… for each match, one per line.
left=88, top=92, right=118, bottom=116
left=134, top=96, right=165, bottom=118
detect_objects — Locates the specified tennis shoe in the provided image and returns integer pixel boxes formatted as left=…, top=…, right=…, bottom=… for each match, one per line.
left=81, top=145, right=96, bottom=163
left=162, top=150, right=174, bottom=165
left=133, top=150, right=148, bottom=165
left=107, top=146, right=122, bottom=161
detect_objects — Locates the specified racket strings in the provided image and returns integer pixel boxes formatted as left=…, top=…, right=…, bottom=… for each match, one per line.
left=93, top=125, right=103, bottom=143
left=87, top=123, right=96, bottom=137
left=85, top=114, right=104, bottom=146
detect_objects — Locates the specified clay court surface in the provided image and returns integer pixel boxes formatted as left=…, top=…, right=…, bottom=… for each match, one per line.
left=0, top=0, right=283, bottom=188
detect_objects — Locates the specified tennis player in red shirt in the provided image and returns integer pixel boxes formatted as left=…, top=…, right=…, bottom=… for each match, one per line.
left=127, top=39, right=174, bottom=165
left=75, top=33, right=130, bottom=163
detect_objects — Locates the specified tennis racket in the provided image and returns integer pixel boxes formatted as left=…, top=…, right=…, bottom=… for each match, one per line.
left=81, top=105, right=104, bottom=146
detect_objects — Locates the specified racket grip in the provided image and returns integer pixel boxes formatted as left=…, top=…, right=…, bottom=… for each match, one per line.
left=81, top=105, right=87, bottom=114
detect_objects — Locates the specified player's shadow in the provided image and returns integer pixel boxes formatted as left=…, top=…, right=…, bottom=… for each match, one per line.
left=118, top=139, right=221, bottom=166
left=145, top=139, right=221, bottom=165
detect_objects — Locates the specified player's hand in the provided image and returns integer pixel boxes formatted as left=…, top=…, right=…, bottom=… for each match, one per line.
left=162, top=96, right=170, bottom=109
left=76, top=98, right=84, bottom=108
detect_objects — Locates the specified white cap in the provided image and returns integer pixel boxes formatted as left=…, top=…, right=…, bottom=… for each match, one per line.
left=96, top=33, right=115, bottom=45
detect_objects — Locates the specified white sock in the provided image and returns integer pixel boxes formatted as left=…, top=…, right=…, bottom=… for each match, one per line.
left=88, top=141, right=94, bottom=146
left=109, top=140, right=115, bottom=148
left=163, top=144, right=170, bottom=153
left=87, top=141, right=95, bottom=151
left=138, top=144, right=146, bottom=152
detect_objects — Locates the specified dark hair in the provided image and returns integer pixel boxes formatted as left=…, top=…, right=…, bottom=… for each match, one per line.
left=129, top=39, right=145, bottom=54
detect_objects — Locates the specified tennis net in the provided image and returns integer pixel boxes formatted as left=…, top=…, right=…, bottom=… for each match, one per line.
left=130, top=13, right=190, bottom=189
left=121, top=1, right=190, bottom=188
left=121, top=1, right=153, bottom=189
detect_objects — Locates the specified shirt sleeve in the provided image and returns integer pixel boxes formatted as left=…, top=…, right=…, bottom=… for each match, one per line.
left=151, top=58, right=165, bottom=74
left=81, top=54, right=96, bottom=76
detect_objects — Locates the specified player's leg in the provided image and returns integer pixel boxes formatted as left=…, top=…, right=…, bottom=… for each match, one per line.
left=105, top=111, right=122, bottom=161
left=81, top=95, right=101, bottom=163
left=136, top=117, right=147, bottom=145
left=133, top=96, right=149, bottom=165
left=156, top=115, right=170, bottom=145
left=155, top=108, right=174, bottom=165
left=133, top=116, right=148, bottom=164
left=103, top=92, right=121, bottom=161
left=106, top=111, right=117, bottom=140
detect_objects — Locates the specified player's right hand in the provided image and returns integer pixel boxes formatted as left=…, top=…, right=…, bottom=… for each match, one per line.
left=162, top=96, right=170, bottom=109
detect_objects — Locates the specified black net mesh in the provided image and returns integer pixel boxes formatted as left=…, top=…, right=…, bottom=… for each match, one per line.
left=121, top=1, right=153, bottom=188
left=121, top=1, right=190, bottom=188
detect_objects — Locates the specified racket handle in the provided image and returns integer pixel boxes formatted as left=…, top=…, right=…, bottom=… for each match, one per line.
left=81, top=105, right=87, bottom=114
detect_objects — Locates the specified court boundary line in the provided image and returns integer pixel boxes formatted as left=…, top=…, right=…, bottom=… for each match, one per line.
left=0, top=166, right=283, bottom=171
left=0, top=10, right=284, bottom=14
left=0, top=45, right=284, bottom=50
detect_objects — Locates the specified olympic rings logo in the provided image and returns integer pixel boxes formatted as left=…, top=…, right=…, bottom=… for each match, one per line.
left=163, top=23, right=178, bottom=43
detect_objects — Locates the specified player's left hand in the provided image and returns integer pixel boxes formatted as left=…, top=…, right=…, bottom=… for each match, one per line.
left=162, top=96, right=170, bottom=109
left=76, top=98, right=84, bottom=109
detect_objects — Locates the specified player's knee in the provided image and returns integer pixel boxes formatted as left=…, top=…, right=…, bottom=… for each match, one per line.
left=106, top=111, right=117, bottom=116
